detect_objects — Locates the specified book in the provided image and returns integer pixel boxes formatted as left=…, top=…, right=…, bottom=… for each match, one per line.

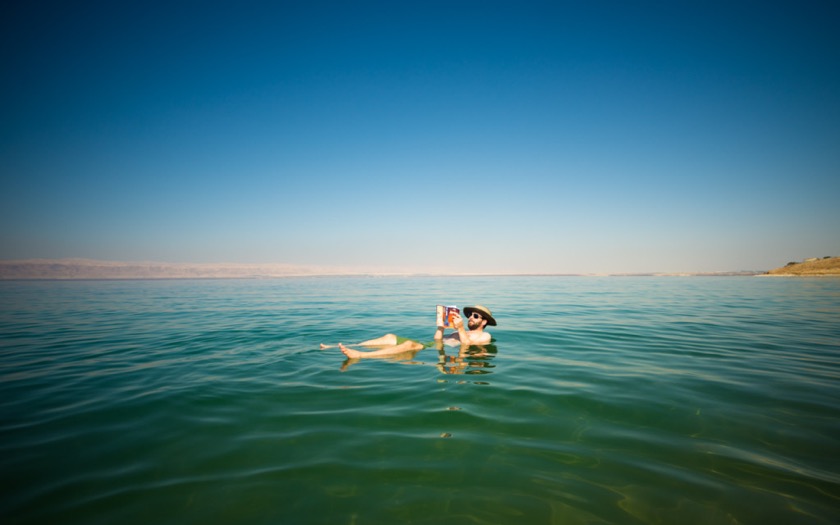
left=436, top=305, right=459, bottom=328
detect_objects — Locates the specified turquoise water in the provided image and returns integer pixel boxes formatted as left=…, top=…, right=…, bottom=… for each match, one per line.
left=1, top=276, right=839, bottom=524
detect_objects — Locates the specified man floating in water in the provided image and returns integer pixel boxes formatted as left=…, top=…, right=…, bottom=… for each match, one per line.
left=321, top=305, right=496, bottom=359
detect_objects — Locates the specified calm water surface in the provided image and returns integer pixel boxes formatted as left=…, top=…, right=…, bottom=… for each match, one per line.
left=1, top=277, right=839, bottom=524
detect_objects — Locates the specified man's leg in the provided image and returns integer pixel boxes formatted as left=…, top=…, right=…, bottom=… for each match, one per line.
left=339, top=340, right=424, bottom=358
left=321, top=334, right=399, bottom=349
left=358, top=334, right=399, bottom=346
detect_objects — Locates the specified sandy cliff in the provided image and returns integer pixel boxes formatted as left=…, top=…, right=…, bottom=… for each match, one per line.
left=765, top=257, right=840, bottom=276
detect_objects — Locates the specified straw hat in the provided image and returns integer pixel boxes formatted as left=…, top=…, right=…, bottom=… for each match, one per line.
left=463, top=305, right=497, bottom=326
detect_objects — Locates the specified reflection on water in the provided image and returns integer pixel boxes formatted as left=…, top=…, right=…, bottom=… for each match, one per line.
left=436, top=344, right=498, bottom=376
left=339, top=343, right=499, bottom=378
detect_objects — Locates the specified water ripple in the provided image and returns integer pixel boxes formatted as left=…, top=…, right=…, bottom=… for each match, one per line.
left=1, top=277, right=839, bottom=524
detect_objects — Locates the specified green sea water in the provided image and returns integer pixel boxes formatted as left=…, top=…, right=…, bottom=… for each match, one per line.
left=1, top=276, right=838, bottom=524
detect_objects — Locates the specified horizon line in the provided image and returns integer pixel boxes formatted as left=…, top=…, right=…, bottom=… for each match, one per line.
left=0, top=257, right=768, bottom=279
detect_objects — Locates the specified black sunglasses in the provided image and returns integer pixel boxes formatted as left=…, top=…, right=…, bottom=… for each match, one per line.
left=469, top=312, right=483, bottom=320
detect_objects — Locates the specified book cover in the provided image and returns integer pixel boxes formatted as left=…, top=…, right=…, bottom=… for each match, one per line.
left=436, top=305, right=459, bottom=328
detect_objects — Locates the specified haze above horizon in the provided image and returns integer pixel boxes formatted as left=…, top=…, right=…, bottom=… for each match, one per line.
left=2, top=1, right=839, bottom=275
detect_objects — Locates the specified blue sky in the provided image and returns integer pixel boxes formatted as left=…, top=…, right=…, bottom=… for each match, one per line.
left=2, top=1, right=838, bottom=274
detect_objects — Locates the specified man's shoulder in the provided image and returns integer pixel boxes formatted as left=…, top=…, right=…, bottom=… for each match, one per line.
left=471, top=331, right=492, bottom=343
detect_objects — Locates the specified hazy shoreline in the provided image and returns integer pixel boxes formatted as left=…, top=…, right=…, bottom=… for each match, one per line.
left=0, top=259, right=368, bottom=280
left=0, top=258, right=767, bottom=280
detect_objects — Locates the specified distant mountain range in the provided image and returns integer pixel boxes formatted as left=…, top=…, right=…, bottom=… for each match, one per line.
left=0, top=258, right=773, bottom=279
left=0, top=259, right=340, bottom=279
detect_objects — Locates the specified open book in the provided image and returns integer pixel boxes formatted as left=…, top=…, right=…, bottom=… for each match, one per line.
left=436, top=305, right=459, bottom=328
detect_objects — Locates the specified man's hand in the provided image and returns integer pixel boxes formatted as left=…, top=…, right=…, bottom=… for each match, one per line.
left=451, top=311, right=464, bottom=330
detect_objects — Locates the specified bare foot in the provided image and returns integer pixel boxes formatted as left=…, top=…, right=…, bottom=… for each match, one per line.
left=339, top=343, right=363, bottom=359
left=320, top=344, right=334, bottom=350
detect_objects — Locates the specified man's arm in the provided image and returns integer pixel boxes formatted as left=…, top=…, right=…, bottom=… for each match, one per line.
left=451, top=312, right=469, bottom=346
left=434, top=324, right=445, bottom=340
